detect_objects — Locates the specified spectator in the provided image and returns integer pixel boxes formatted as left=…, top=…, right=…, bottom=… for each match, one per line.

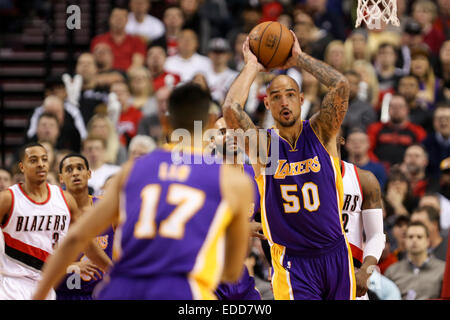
left=401, top=144, right=435, bottom=198
left=73, top=53, right=110, bottom=125
left=423, top=103, right=450, bottom=178
left=436, top=0, right=450, bottom=39
left=323, top=40, right=346, bottom=74
left=205, top=38, right=238, bottom=105
left=28, top=112, right=60, bottom=150
left=384, top=167, right=418, bottom=218
left=344, top=129, right=387, bottom=189
left=0, top=167, right=12, bottom=191
left=352, top=59, right=380, bottom=109
left=412, top=0, right=446, bottom=56
left=180, top=0, right=211, bottom=54
left=398, top=20, right=427, bottom=75
left=437, top=40, right=450, bottom=103
left=146, top=45, right=181, bottom=92
left=341, top=70, right=377, bottom=134
left=367, top=95, right=427, bottom=168
left=164, top=29, right=211, bottom=82
left=90, top=7, right=147, bottom=71
left=110, top=80, right=143, bottom=147
left=374, top=42, right=404, bottom=95
left=128, top=135, right=157, bottom=161
left=228, top=31, right=247, bottom=72
left=387, top=215, right=410, bottom=263
left=138, top=85, right=172, bottom=144
left=91, top=42, right=127, bottom=88
left=299, top=70, right=321, bottom=120
left=301, top=0, right=346, bottom=41
left=82, top=136, right=120, bottom=196
left=438, top=157, right=450, bottom=232
left=410, top=46, right=441, bottom=109
left=127, top=66, right=156, bottom=116
left=437, top=40, right=450, bottom=86
left=87, top=113, right=127, bottom=165
left=125, top=0, right=165, bottom=44
left=344, top=28, right=371, bottom=69
left=191, top=73, right=221, bottom=125
left=151, top=6, right=185, bottom=57
left=419, top=192, right=442, bottom=214
left=411, top=206, right=448, bottom=262
left=27, top=96, right=87, bottom=152
left=292, top=8, right=334, bottom=61
left=385, top=221, right=445, bottom=300
left=397, top=74, right=434, bottom=133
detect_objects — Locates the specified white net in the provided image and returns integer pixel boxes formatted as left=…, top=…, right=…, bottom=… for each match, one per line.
left=355, top=0, right=400, bottom=30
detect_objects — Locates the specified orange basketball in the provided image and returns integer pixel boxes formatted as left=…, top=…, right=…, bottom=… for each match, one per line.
left=249, top=21, right=294, bottom=69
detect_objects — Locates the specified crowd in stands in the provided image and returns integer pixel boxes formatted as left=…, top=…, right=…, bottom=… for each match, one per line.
left=1, top=0, right=449, bottom=300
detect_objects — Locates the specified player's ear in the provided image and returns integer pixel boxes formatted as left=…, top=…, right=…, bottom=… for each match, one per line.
left=18, top=161, right=25, bottom=173
left=161, top=113, right=172, bottom=136
left=298, top=92, right=304, bottom=104
left=58, top=173, right=64, bottom=185
left=263, top=96, right=270, bottom=110
left=87, top=170, right=92, bottom=180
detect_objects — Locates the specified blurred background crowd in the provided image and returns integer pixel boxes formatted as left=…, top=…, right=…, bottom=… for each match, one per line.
left=0, top=0, right=449, bottom=300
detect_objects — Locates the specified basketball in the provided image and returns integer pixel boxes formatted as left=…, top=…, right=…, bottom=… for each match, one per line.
left=249, top=21, right=294, bottom=69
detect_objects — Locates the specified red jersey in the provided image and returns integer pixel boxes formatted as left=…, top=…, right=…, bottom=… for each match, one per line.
left=90, top=32, right=146, bottom=71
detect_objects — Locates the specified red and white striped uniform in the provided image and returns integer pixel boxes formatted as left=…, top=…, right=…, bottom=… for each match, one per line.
left=0, top=183, right=71, bottom=299
left=341, top=161, right=364, bottom=268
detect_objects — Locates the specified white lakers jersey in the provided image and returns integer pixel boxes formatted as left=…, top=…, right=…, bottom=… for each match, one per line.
left=0, top=183, right=71, bottom=280
left=341, top=161, right=364, bottom=268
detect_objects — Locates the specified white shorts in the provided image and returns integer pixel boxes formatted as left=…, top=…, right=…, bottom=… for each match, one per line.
left=0, top=274, right=56, bottom=300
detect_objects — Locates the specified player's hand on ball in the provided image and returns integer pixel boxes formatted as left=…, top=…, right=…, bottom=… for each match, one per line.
left=279, top=30, right=302, bottom=70
left=243, top=37, right=266, bottom=73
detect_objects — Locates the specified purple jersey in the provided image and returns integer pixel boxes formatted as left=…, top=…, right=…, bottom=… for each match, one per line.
left=244, top=164, right=260, bottom=219
left=257, top=120, right=346, bottom=254
left=105, top=148, right=232, bottom=299
left=56, top=196, right=114, bottom=300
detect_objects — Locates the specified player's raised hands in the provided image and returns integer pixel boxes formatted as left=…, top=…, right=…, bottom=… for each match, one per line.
left=278, top=30, right=302, bottom=70
left=242, top=37, right=267, bottom=73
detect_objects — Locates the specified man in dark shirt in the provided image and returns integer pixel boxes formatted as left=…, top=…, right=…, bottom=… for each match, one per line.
left=397, top=75, right=433, bottom=133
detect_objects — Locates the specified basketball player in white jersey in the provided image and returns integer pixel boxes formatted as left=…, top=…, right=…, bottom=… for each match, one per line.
left=337, top=135, right=386, bottom=299
left=0, top=143, right=112, bottom=300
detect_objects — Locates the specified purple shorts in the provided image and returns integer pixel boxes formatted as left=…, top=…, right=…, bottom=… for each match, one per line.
left=215, top=267, right=261, bottom=300
left=94, top=274, right=201, bottom=300
left=271, top=236, right=356, bottom=300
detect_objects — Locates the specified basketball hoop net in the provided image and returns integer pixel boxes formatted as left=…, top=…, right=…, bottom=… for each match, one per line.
left=355, top=0, right=400, bottom=30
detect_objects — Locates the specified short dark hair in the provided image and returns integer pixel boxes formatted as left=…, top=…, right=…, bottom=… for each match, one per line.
left=19, top=142, right=46, bottom=161
left=59, top=153, right=90, bottom=173
left=407, top=220, right=430, bottom=238
left=377, top=42, right=397, bottom=52
left=413, top=205, right=441, bottom=230
left=168, top=83, right=211, bottom=133
left=38, top=112, right=60, bottom=126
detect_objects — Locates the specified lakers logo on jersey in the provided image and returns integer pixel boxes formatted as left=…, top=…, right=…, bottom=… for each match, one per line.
left=273, top=156, right=321, bottom=179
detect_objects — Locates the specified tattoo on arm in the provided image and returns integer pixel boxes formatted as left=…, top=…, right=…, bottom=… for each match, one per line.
left=223, top=102, right=256, bottom=132
left=297, top=53, right=349, bottom=140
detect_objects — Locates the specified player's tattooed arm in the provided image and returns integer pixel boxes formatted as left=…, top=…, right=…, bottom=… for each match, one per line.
left=222, top=37, right=261, bottom=132
left=296, top=52, right=349, bottom=143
